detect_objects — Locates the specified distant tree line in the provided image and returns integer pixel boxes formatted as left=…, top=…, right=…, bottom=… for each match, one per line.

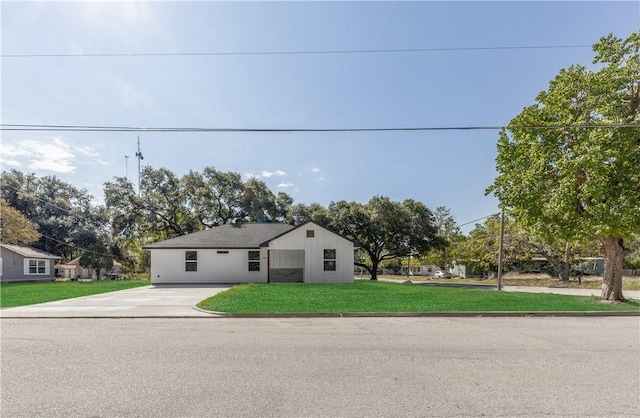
left=1, top=166, right=636, bottom=281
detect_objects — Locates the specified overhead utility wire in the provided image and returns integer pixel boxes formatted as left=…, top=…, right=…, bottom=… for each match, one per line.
left=1, top=123, right=637, bottom=133
left=1, top=44, right=592, bottom=58
left=458, top=214, right=499, bottom=228
left=41, top=234, right=116, bottom=259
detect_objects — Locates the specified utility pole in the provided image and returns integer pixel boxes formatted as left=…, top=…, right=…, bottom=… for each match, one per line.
left=135, top=136, right=144, bottom=194
left=497, top=209, right=505, bottom=291
left=124, top=155, right=129, bottom=179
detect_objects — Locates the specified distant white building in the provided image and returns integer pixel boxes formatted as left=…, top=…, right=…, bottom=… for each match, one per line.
left=400, top=264, right=441, bottom=276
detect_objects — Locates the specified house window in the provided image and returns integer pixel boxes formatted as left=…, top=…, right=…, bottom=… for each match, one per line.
left=248, top=251, right=260, bottom=271
left=185, top=251, right=197, bottom=272
left=323, top=249, right=336, bottom=271
left=306, top=230, right=315, bottom=238
left=27, top=259, right=47, bottom=274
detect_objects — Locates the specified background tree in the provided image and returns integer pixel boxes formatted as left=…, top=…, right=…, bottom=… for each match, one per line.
left=326, top=196, right=441, bottom=280
left=1, top=169, right=107, bottom=259
left=0, top=198, right=41, bottom=245
left=487, top=31, right=640, bottom=301
left=183, top=167, right=244, bottom=227
left=422, top=206, right=464, bottom=269
left=79, top=243, right=114, bottom=280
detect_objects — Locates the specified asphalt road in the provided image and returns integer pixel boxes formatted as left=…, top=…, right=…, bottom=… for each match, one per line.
left=2, top=317, right=639, bottom=417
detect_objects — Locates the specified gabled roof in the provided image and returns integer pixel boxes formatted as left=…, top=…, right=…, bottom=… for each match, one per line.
left=143, top=223, right=296, bottom=249
left=0, top=244, right=60, bottom=259
left=260, top=221, right=359, bottom=247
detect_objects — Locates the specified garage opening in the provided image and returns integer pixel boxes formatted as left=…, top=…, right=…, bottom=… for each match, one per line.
left=268, top=250, right=304, bottom=283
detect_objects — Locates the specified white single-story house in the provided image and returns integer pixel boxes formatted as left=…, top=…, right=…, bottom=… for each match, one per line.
left=0, top=244, right=61, bottom=283
left=143, top=221, right=356, bottom=284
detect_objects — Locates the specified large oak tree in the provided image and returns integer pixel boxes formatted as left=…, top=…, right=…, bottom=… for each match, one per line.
left=487, top=32, right=640, bottom=301
left=326, top=196, right=442, bottom=280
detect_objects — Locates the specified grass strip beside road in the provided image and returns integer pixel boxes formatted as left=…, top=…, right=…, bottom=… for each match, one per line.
left=0, top=280, right=150, bottom=308
left=197, top=281, right=640, bottom=314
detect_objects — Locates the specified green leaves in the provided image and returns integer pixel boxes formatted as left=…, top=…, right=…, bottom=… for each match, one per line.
left=488, top=30, right=640, bottom=245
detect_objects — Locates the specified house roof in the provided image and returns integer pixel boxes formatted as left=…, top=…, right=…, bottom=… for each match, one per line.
left=259, top=221, right=359, bottom=247
left=0, top=244, right=61, bottom=259
left=143, top=223, right=296, bottom=249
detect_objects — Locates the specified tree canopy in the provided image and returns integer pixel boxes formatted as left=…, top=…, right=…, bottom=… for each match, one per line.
left=0, top=169, right=107, bottom=258
left=79, top=243, right=114, bottom=279
left=0, top=198, right=41, bottom=245
left=487, top=31, right=640, bottom=301
left=322, top=197, right=442, bottom=280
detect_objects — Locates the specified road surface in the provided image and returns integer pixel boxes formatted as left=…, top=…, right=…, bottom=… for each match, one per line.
left=2, top=317, right=638, bottom=417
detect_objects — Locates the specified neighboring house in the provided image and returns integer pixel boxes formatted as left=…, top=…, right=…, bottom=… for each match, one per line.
left=400, top=264, right=441, bottom=276
left=66, top=257, right=123, bottom=280
left=449, top=261, right=484, bottom=279
left=0, top=244, right=61, bottom=283
left=522, top=257, right=605, bottom=276
left=54, top=263, right=77, bottom=279
left=143, top=221, right=356, bottom=284
left=573, top=257, right=605, bottom=276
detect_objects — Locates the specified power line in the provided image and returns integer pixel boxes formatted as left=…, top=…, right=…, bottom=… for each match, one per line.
left=1, top=123, right=637, bottom=133
left=1, top=44, right=593, bottom=59
left=458, top=214, right=499, bottom=228
left=42, top=234, right=115, bottom=259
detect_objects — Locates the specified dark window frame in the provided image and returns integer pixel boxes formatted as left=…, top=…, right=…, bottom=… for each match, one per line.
left=248, top=250, right=260, bottom=271
left=323, top=249, right=336, bottom=271
left=185, top=251, right=198, bottom=272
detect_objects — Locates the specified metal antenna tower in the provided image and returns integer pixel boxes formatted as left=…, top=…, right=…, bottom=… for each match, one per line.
left=135, top=136, right=144, bottom=194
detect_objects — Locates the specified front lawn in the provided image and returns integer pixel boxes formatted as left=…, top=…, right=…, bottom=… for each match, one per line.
left=0, top=280, right=150, bottom=308
left=197, top=281, right=640, bottom=314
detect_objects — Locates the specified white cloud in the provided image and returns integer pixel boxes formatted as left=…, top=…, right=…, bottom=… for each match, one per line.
left=75, top=145, right=110, bottom=166
left=75, top=145, right=99, bottom=158
left=0, top=157, right=22, bottom=167
left=0, top=137, right=76, bottom=173
left=245, top=170, right=287, bottom=179
left=277, top=182, right=294, bottom=188
left=260, top=170, right=286, bottom=178
left=311, top=168, right=320, bottom=173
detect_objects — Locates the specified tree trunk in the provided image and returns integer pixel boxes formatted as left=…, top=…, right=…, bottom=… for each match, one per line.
left=355, top=263, right=375, bottom=280
left=369, top=259, right=379, bottom=280
left=545, top=255, right=570, bottom=282
left=599, top=236, right=626, bottom=302
left=561, top=243, right=571, bottom=282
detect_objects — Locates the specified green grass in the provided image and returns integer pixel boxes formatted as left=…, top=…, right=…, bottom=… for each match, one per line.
left=197, top=281, right=640, bottom=314
left=0, top=280, right=150, bottom=308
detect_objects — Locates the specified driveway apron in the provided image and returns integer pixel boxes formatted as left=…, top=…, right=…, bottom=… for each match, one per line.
left=0, top=284, right=232, bottom=318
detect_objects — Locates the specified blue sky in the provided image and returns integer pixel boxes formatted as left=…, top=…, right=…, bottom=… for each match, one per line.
left=1, top=1, right=638, bottom=232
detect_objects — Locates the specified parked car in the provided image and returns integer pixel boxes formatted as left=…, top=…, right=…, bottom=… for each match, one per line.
left=433, top=270, right=452, bottom=278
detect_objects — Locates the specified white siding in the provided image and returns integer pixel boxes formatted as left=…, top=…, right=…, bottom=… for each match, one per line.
left=150, top=248, right=268, bottom=284
left=269, top=250, right=304, bottom=268
left=268, top=223, right=354, bottom=283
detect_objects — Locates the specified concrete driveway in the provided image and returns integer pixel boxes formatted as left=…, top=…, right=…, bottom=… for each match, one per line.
left=0, top=284, right=232, bottom=318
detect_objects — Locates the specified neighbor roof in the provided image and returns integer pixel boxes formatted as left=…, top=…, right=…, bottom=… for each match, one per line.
left=143, top=223, right=295, bottom=249
left=0, top=244, right=61, bottom=259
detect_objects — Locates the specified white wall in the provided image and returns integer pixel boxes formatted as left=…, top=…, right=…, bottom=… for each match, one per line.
left=150, top=248, right=268, bottom=284
left=268, top=223, right=354, bottom=283
left=269, top=250, right=304, bottom=269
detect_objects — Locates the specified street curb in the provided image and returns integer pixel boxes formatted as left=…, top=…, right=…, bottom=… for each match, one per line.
left=195, top=310, right=640, bottom=318
left=2, top=310, right=638, bottom=319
